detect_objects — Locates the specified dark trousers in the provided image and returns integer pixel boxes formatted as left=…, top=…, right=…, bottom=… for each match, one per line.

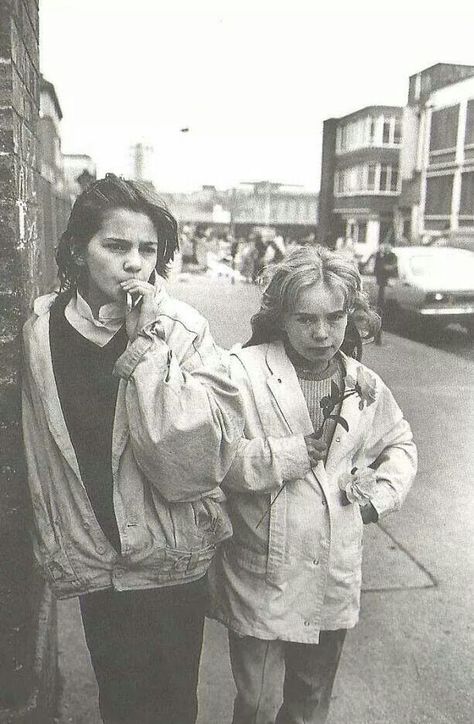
left=79, top=577, right=208, bottom=724
left=375, top=283, right=386, bottom=344
left=229, top=629, right=346, bottom=724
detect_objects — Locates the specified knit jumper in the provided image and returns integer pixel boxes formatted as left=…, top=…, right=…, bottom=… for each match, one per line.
left=285, top=343, right=345, bottom=459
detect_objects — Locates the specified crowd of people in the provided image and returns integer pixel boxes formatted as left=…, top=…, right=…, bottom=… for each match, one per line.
left=21, top=176, right=416, bottom=724
left=179, top=224, right=315, bottom=282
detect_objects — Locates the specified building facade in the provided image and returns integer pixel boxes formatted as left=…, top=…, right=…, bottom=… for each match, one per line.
left=396, top=63, right=474, bottom=246
left=160, top=181, right=318, bottom=239
left=318, top=105, right=403, bottom=263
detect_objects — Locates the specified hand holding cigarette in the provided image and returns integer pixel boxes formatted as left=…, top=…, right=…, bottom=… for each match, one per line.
left=121, top=277, right=162, bottom=341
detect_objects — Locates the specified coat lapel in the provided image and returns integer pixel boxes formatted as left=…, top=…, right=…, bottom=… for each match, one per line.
left=264, top=341, right=314, bottom=436
left=27, top=308, right=83, bottom=480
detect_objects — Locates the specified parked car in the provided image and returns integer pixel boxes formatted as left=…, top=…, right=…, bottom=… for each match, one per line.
left=383, top=246, right=474, bottom=333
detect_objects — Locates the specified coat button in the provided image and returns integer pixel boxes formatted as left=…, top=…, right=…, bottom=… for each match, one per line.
left=96, top=545, right=106, bottom=554
left=312, top=558, right=319, bottom=566
left=335, top=437, right=341, bottom=443
left=304, top=620, right=311, bottom=627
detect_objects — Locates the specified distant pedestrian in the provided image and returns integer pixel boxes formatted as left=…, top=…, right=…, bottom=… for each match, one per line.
left=252, top=232, right=267, bottom=281
left=271, top=232, right=287, bottom=262
left=238, top=238, right=259, bottom=283
left=22, top=174, right=243, bottom=724
left=210, top=245, right=417, bottom=724
left=374, top=241, right=398, bottom=344
left=335, top=233, right=356, bottom=261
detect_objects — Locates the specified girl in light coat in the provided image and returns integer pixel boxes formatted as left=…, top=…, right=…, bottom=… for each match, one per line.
left=210, top=246, right=417, bottom=724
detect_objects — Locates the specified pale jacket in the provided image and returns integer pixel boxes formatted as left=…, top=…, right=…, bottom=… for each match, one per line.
left=22, top=290, right=244, bottom=599
left=209, top=341, right=417, bottom=643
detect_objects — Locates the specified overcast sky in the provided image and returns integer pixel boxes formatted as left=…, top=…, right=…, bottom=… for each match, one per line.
left=40, top=0, right=474, bottom=192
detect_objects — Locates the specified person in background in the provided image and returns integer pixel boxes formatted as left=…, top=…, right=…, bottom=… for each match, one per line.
left=22, top=174, right=243, bottom=724
left=374, top=240, right=398, bottom=345
left=210, top=245, right=416, bottom=724
left=335, top=233, right=356, bottom=261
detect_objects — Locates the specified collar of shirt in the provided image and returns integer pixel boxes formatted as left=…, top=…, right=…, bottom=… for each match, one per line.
left=64, top=292, right=126, bottom=347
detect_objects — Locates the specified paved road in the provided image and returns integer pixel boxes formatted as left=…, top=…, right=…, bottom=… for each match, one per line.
left=58, top=273, right=474, bottom=724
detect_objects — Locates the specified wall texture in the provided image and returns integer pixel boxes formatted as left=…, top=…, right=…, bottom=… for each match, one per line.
left=0, top=0, right=58, bottom=719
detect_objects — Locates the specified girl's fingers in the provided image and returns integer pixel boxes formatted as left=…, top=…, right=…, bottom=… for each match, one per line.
left=120, top=280, right=155, bottom=295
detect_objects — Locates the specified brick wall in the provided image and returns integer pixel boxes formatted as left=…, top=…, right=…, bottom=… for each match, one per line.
left=0, top=0, right=58, bottom=719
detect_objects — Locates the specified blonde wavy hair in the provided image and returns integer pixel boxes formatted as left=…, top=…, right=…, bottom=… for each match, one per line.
left=246, top=245, right=380, bottom=351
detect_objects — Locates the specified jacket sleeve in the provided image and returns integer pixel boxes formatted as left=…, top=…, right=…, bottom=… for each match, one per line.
left=113, top=317, right=244, bottom=503
left=360, top=380, right=417, bottom=518
left=21, top=354, right=58, bottom=560
left=222, top=356, right=310, bottom=494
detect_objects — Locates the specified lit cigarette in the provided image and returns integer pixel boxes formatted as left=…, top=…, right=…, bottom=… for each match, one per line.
left=126, top=292, right=143, bottom=312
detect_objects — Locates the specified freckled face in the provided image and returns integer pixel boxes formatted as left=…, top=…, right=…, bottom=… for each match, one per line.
left=79, top=208, right=158, bottom=310
left=282, top=282, right=348, bottom=370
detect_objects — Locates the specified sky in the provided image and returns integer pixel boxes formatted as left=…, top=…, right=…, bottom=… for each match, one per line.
left=40, top=0, right=474, bottom=192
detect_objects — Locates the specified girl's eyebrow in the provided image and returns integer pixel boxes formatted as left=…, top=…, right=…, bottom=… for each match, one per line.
left=103, top=237, right=157, bottom=245
left=293, top=309, right=345, bottom=317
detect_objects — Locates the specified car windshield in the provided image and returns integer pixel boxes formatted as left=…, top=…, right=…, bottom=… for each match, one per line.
left=408, top=252, right=474, bottom=278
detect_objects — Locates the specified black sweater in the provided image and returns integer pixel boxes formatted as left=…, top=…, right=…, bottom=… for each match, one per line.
left=49, top=297, right=128, bottom=552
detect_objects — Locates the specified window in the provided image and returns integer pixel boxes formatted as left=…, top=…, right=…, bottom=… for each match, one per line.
left=383, top=119, right=391, bottom=144
left=357, top=222, right=367, bottom=243
left=367, top=164, right=376, bottom=190
left=425, top=175, right=453, bottom=215
left=390, top=165, right=400, bottom=192
left=429, top=105, right=459, bottom=152
left=394, top=119, right=402, bottom=144
left=379, top=164, right=389, bottom=192
left=369, top=118, right=376, bottom=144
left=334, top=163, right=399, bottom=194
left=465, top=99, right=474, bottom=146
left=460, top=171, right=474, bottom=217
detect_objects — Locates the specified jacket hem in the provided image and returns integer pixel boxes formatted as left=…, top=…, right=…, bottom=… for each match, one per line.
left=50, top=566, right=211, bottom=600
left=208, top=610, right=358, bottom=644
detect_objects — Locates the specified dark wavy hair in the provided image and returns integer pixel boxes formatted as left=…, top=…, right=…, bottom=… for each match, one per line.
left=55, top=173, right=179, bottom=294
left=245, top=245, right=380, bottom=358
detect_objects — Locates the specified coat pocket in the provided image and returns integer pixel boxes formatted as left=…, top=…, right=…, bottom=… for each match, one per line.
left=150, top=545, right=217, bottom=584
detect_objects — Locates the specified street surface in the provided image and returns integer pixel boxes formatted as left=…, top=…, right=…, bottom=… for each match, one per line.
left=57, top=273, right=474, bottom=724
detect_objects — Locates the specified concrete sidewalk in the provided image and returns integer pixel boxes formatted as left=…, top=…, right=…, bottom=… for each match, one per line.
left=57, top=275, right=474, bottom=723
